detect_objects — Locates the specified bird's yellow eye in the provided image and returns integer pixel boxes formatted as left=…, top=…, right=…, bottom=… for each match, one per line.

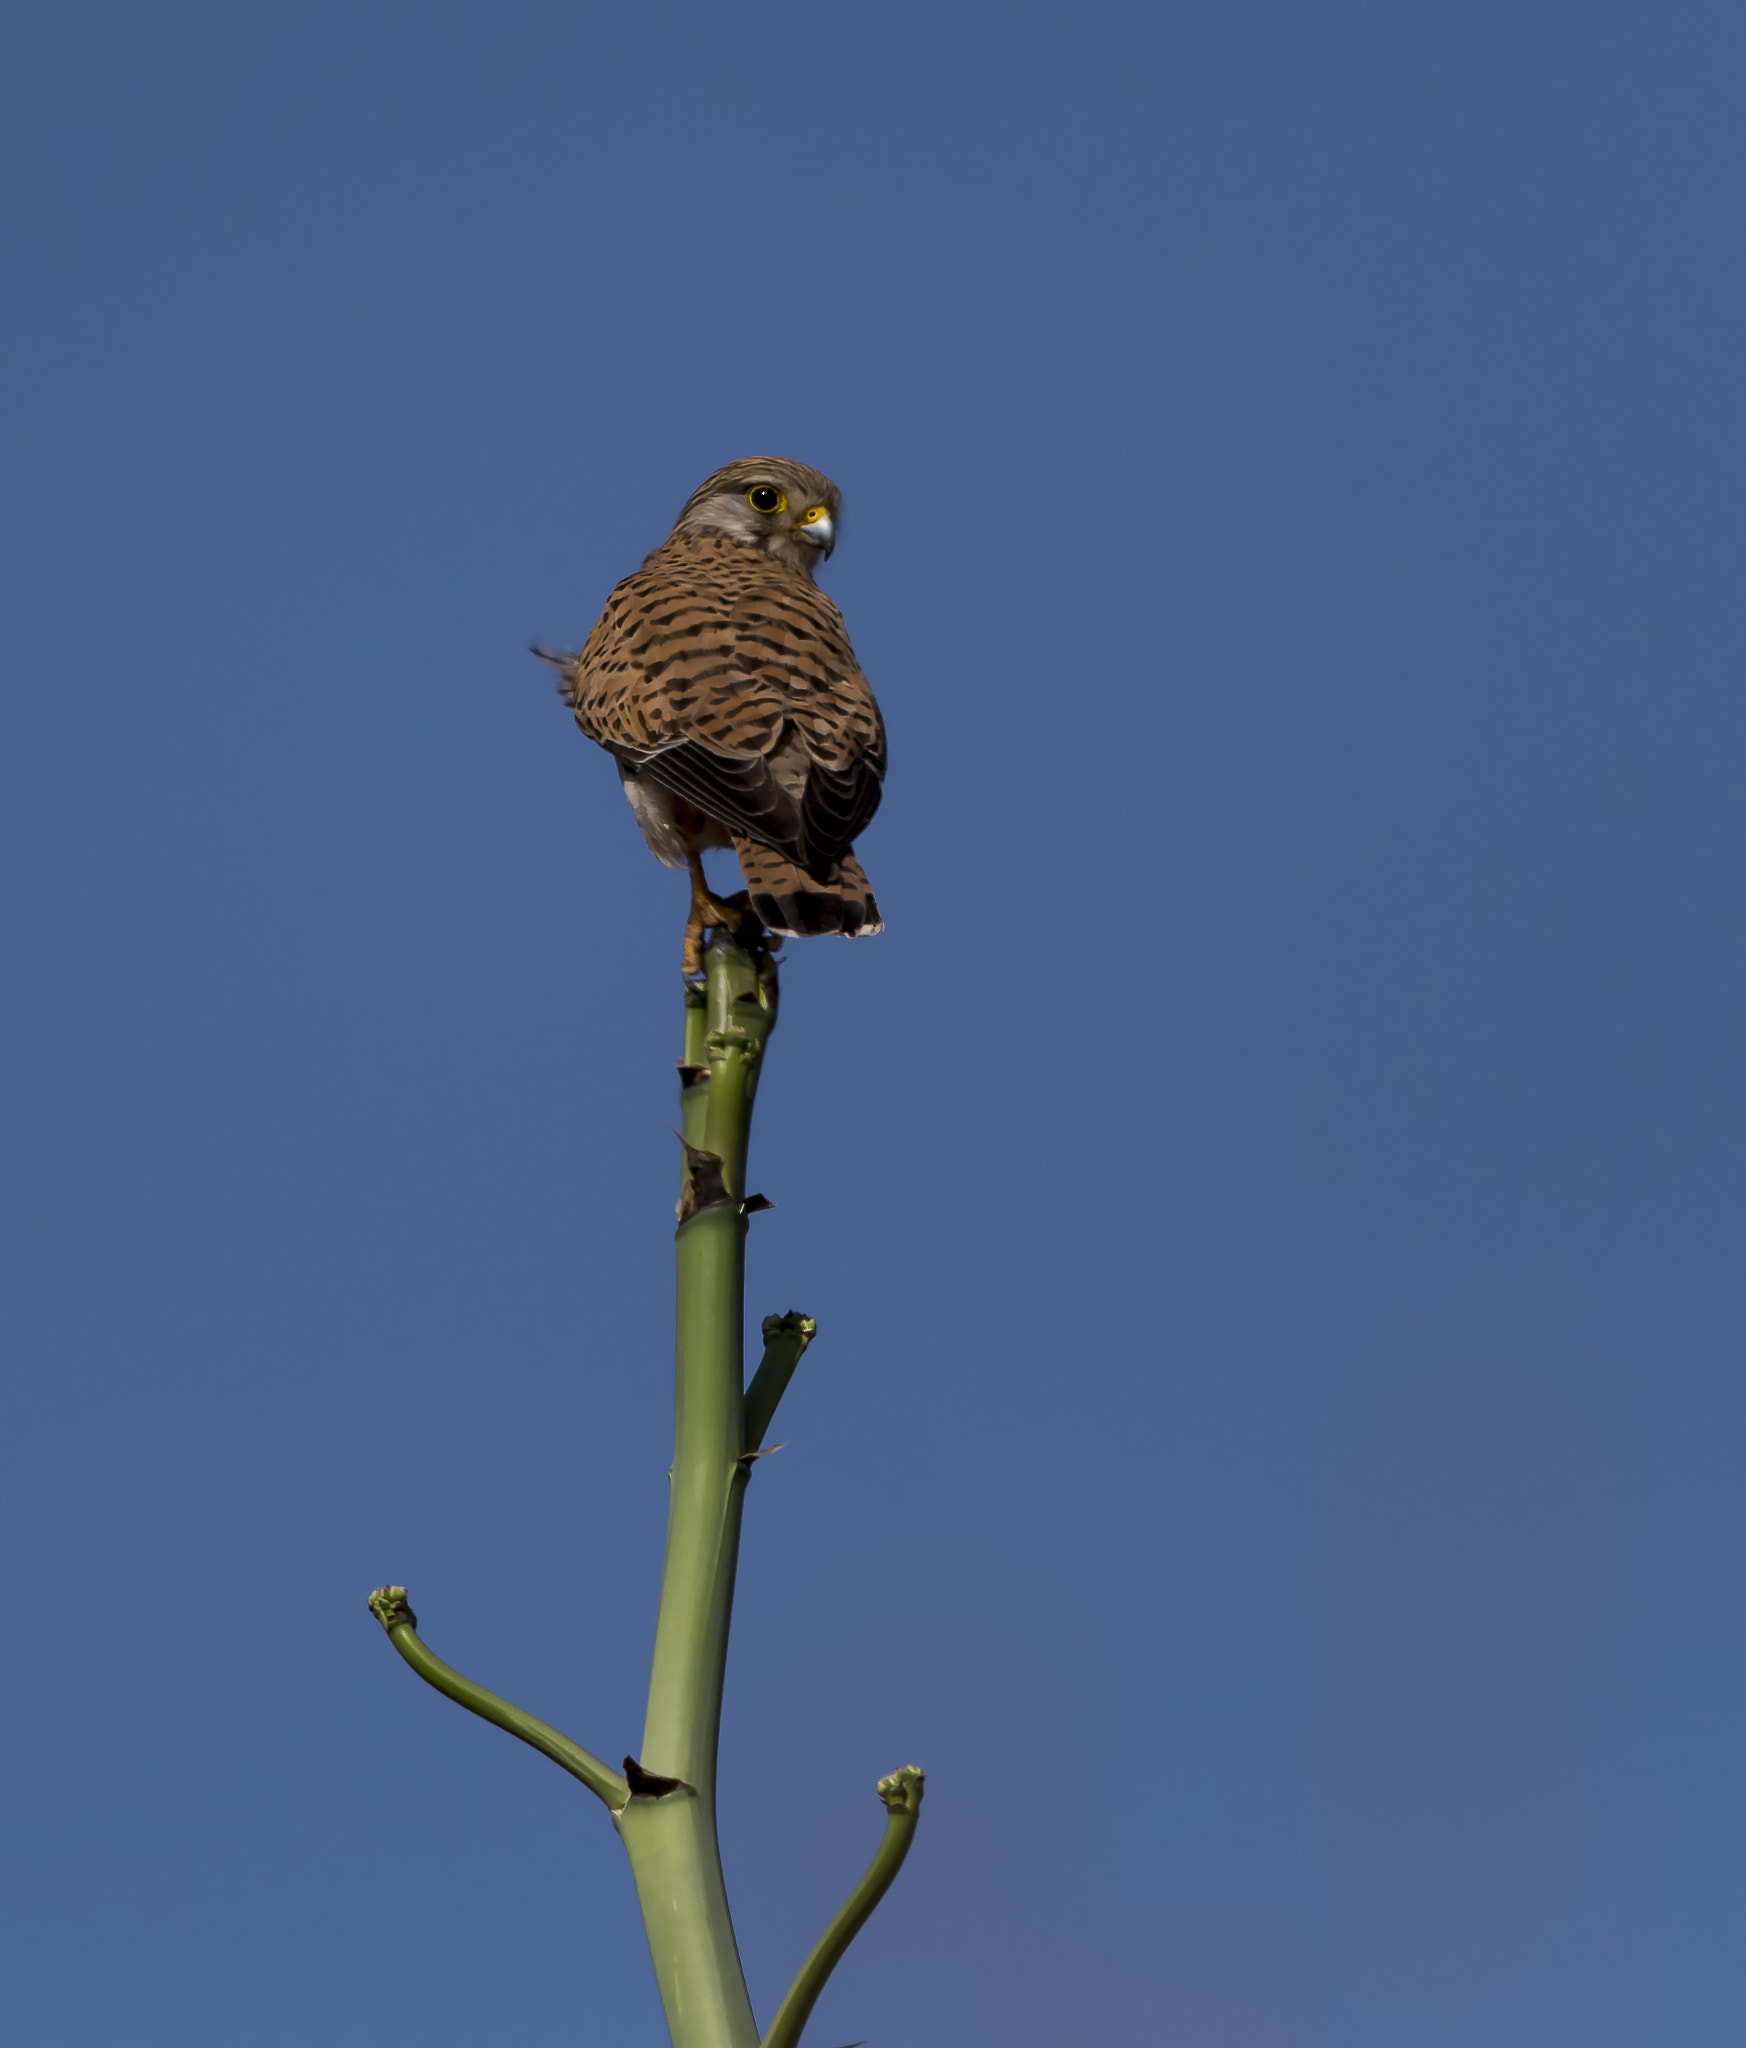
left=747, top=485, right=787, bottom=514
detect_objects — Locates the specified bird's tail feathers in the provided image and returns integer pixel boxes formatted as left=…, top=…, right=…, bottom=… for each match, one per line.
left=732, top=838, right=883, bottom=938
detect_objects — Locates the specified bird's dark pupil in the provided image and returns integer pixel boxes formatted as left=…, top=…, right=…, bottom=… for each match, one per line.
left=752, top=488, right=778, bottom=510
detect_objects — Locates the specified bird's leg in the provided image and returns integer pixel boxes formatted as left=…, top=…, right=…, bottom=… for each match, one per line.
left=682, top=854, right=738, bottom=977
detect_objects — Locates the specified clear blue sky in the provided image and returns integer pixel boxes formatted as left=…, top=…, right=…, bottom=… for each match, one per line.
left=4, top=6, right=1742, bottom=2044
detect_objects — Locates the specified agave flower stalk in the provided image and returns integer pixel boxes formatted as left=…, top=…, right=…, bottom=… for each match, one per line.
left=368, top=925, right=922, bottom=2048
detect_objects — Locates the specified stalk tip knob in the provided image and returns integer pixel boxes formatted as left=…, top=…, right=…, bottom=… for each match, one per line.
left=877, top=1765, right=926, bottom=1817
left=367, top=1586, right=417, bottom=1632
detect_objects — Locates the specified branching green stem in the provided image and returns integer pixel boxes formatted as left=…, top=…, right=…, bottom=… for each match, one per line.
left=366, top=1587, right=627, bottom=1808
left=761, top=1768, right=927, bottom=2048
left=365, top=925, right=925, bottom=2048
left=742, top=1313, right=816, bottom=1453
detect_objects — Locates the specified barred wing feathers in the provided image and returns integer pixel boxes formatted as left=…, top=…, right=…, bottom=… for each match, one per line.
left=563, top=534, right=884, bottom=875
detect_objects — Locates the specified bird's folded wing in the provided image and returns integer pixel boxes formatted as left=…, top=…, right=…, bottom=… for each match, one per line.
left=569, top=566, right=788, bottom=754
left=567, top=557, right=886, bottom=869
left=727, top=584, right=886, bottom=777
left=795, top=756, right=884, bottom=867
left=608, top=737, right=807, bottom=860
left=726, top=583, right=885, bottom=865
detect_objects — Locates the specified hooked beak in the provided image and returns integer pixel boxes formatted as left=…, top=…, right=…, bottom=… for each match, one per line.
left=797, top=505, right=834, bottom=555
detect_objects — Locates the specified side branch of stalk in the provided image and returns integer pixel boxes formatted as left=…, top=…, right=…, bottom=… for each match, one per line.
left=365, top=1586, right=627, bottom=1807
left=760, top=1767, right=927, bottom=2048
left=742, top=1312, right=816, bottom=1453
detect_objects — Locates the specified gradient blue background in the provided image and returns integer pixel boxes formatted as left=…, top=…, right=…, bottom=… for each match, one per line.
left=4, top=6, right=1743, bottom=2043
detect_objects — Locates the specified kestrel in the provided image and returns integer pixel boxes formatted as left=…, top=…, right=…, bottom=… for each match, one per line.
left=540, top=458, right=886, bottom=974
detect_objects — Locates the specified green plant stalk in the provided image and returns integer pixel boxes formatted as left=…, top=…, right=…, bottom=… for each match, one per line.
left=367, top=922, right=926, bottom=2048
left=616, top=929, right=777, bottom=2048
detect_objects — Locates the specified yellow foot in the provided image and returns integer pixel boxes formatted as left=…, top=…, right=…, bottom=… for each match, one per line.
left=684, top=857, right=749, bottom=975
left=681, top=900, right=768, bottom=975
left=681, top=911, right=707, bottom=978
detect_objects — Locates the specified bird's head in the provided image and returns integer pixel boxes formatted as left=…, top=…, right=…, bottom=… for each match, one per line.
left=670, top=457, right=840, bottom=578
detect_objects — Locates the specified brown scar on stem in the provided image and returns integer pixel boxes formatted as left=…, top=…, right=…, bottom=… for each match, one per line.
left=622, top=1756, right=692, bottom=1799
left=673, top=1133, right=772, bottom=1223
left=737, top=1440, right=787, bottom=1469
left=673, top=1133, right=732, bottom=1222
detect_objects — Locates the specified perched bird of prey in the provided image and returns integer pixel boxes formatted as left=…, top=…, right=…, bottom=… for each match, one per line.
left=540, top=457, right=886, bottom=974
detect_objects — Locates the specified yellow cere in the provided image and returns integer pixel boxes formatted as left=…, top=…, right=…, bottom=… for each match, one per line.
left=801, top=505, right=827, bottom=525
